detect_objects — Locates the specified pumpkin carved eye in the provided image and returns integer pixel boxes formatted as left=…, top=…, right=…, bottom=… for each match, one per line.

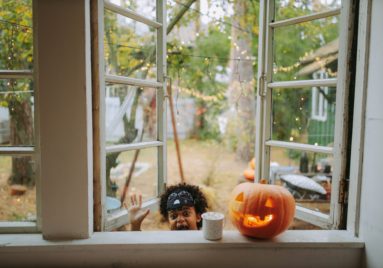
left=265, top=197, right=274, bottom=208
left=235, top=192, right=244, bottom=202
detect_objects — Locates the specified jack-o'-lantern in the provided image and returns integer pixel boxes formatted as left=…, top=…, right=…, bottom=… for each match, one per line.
left=249, top=158, right=256, bottom=170
left=229, top=181, right=295, bottom=239
left=243, top=169, right=255, bottom=181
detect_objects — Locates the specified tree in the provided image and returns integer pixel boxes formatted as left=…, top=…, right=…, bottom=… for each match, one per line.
left=226, top=0, right=257, bottom=161
left=0, top=0, right=34, bottom=186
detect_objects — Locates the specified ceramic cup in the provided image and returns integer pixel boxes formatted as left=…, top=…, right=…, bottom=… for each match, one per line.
left=201, top=212, right=225, bottom=240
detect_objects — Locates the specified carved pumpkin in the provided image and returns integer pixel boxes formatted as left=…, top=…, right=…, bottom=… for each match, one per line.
left=229, top=182, right=295, bottom=239
left=243, top=169, right=255, bottom=181
left=249, top=158, right=256, bottom=170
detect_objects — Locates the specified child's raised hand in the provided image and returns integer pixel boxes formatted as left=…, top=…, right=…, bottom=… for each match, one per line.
left=124, top=193, right=150, bottom=231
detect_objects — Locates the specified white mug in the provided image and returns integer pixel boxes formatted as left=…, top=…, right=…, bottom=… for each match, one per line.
left=201, top=212, right=225, bottom=240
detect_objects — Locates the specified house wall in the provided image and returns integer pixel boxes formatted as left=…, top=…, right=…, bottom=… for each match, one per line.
left=358, top=0, right=383, bottom=267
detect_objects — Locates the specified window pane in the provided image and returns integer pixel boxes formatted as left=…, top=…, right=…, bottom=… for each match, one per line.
left=0, top=78, right=34, bottom=146
left=0, top=155, right=36, bottom=222
left=269, top=147, right=331, bottom=215
left=271, top=87, right=336, bottom=146
left=104, top=10, right=157, bottom=79
left=105, top=84, right=157, bottom=145
left=109, top=0, right=156, bottom=21
left=273, top=16, right=339, bottom=81
left=0, top=0, right=33, bottom=70
left=274, top=0, right=341, bottom=21
left=106, top=147, right=157, bottom=211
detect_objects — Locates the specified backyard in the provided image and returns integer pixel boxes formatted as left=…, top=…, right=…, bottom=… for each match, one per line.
left=0, top=138, right=323, bottom=230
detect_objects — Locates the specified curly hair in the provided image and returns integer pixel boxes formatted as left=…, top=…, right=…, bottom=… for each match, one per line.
left=159, top=183, right=208, bottom=229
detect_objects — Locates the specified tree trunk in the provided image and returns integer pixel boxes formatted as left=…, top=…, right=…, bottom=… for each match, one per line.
left=8, top=95, right=35, bottom=186
left=226, top=0, right=256, bottom=161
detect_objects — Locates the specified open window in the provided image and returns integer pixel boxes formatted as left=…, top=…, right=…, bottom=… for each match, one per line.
left=93, top=0, right=167, bottom=231
left=0, top=0, right=38, bottom=233
left=255, top=0, right=354, bottom=229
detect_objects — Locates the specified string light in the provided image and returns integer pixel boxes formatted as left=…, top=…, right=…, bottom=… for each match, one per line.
left=176, top=86, right=225, bottom=103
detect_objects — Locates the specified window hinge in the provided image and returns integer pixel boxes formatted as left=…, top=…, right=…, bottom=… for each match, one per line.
left=258, top=72, right=267, bottom=97
left=338, top=179, right=349, bottom=204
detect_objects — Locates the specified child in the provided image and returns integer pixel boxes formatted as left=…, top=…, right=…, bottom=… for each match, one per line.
left=127, top=183, right=208, bottom=231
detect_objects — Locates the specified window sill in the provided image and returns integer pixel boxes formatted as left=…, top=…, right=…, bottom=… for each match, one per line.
left=0, top=230, right=364, bottom=267
left=0, top=230, right=364, bottom=248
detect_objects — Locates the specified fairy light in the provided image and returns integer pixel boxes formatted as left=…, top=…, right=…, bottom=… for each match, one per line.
left=177, top=86, right=224, bottom=103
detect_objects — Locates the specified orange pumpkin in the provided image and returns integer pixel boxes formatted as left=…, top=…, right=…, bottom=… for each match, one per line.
left=243, top=169, right=255, bottom=181
left=249, top=158, right=256, bottom=169
left=229, top=182, right=295, bottom=239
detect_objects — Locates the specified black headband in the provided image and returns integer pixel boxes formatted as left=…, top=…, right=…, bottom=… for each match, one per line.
left=166, top=190, right=194, bottom=211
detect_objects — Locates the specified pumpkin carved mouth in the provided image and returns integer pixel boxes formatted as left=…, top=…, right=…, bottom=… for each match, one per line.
left=243, top=214, right=274, bottom=227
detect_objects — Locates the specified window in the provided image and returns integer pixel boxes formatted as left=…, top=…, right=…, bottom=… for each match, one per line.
left=0, top=0, right=38, bottom=232
left=311, top=71, right=329, bottom=122
left=94, top=0, right=167, bottom=231
left=255, top=0, right=354, bottom=229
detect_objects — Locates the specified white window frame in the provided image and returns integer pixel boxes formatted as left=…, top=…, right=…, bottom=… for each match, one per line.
left=0, top=0, right=369, bottom=250
left=256, top=1, right=355, bottom=229
left=94, top=0, right=167, bottom=231
left=0, top=11, right=40, bottom=233
left=311, top=71, right=329, bottom=122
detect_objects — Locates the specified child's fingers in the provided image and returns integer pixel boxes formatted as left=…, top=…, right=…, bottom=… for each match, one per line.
left=133, top=193, right=137, bottom=205
left=138, top=194, right=142, bottom=207
left=130, top=194, right=135, bottom=205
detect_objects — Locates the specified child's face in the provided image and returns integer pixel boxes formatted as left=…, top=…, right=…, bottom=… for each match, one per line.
left=168, top=206, right=201, bottom=230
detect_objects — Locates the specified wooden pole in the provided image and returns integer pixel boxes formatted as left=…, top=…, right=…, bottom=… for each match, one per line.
left=167, top=81, right=185, bottom=183
left=120, top=130, right=145, bottom=205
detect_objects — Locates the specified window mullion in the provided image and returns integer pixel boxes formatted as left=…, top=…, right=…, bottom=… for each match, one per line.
left=258, top=0, right=275, bottom=181
left=265, top=141, right=333, bottom=154
left=269, top=8, right=341, bottom=28
left=255, top=0, right=268, bottom=182
left=268, top=78, right=337, bottom=89
left=104, top=0, right=162, bottom=29
left=156, top=0, right=167, bottom=196
left=330, top=0, right=355, bottom=229
left=105, top=74, right=163, bottom=88
left=0, top=70, right=33, bottom=79
left=105, top=141, right=163, bottom=154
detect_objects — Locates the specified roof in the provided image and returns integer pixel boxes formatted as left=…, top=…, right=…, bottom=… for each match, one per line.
left=297, top=38, right=339, bottom=76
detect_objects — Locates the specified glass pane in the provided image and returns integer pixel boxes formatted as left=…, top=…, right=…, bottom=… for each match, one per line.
left=109, top=0, right=157, bottom=21
left=105, top=84, right=157, bottom=145
left=273, top=16, right=339, bottom=81
left=271, top=87, right=336, bottom=147
left=0, top=0, right=33, bottom=70
left=0, top=79, right=34, bottom=146
left=274, top=0, right=341, bottom=21
left=269, top=147, right=332, bottom=215
left=0, top=155, right=36, bottom=222
left=106, top=147, right=157, bottom=212
left=104, top=10, right=157, bottom=79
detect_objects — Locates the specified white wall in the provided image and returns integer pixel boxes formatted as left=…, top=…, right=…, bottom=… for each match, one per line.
left=36, top=0, right=93, bottom=239
left=358, top=0, right=383, bottom=267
